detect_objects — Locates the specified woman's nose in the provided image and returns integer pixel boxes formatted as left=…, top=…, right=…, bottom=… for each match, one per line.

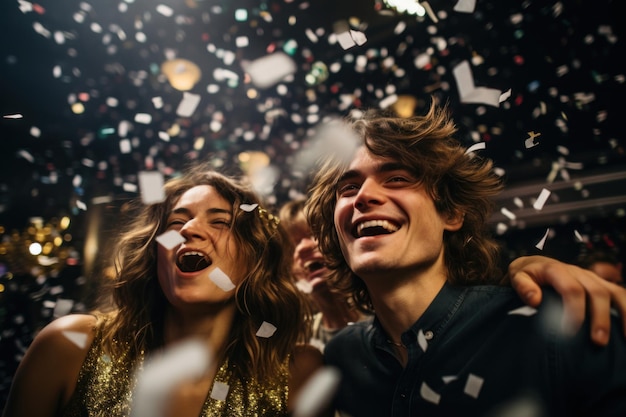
left=178, top=218, right=205, bottom=241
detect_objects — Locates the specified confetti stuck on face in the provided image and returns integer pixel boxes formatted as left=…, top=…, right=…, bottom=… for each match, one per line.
left=419, top=381, right=441, bottom=404
left=156, top=230, right=186, bottom=250
left=209, top=267, right=236, bottom=292
left=62, top=330, right=89, bottom=349
left=293, top=367, right=341, bottom=417
left=256, top=321, right=277, bottom=338
left=138, top=171, right=165, bottom=204
left=463, top=373, right=484, bottom=399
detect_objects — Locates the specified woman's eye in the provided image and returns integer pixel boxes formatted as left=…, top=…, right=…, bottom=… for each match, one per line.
left=166, top=219, right=185, bottom=229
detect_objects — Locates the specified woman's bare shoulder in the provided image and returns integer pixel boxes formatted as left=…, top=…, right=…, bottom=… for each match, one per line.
left=29, top=313, right=99, bottom=361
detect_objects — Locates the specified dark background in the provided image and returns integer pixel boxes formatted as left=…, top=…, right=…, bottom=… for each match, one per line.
left=1, top=0, right=625, bottom=407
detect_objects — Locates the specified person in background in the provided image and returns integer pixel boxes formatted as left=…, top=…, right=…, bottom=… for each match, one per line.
left=279, top=197, right=367, bottom=351
left=306, top=102, right=626, bottom=416
left=579, top=250, right=624, bottom=286
left=2, top=165, right=331, bottom=417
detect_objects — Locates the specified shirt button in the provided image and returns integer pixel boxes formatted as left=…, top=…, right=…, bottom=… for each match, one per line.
left=424, top=330, right=434, bottom=340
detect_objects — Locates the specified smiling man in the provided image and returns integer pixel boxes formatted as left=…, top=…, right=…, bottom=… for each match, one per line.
left=305, top=103, right=626, bottom=417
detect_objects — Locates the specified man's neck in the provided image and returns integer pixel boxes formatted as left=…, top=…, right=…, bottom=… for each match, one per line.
left=366, top=267, right=447, bottom=347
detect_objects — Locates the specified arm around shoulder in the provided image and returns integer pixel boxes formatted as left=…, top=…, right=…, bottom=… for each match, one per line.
left=2, top=314, right=97, bottom=417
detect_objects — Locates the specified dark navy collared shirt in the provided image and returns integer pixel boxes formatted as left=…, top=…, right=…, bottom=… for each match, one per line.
left=324, top=282, right=626, bottom=417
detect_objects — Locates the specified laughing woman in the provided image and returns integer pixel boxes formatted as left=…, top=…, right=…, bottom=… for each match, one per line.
left=2, top=164, right=329, bottom=417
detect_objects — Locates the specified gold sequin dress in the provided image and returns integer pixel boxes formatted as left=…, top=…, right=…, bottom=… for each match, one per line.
left=60, top=322, right=290, bottom=417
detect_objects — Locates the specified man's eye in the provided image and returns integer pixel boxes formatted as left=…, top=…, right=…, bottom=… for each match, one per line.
left=337, top=183, right=359, bottom=196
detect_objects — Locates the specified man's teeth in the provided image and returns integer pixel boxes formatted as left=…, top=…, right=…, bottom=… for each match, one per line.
left=356, top=220, right=398, bottom=236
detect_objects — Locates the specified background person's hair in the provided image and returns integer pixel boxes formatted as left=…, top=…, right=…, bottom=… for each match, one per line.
left=97, top=162, right=311, bottom=381
left=306, top=102, right=505, bottom=313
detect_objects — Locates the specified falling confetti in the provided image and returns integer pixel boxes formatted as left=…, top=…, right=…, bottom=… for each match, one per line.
left=156, top=230, right=186, bottom=250
left=209, top=267, right=236, bottom=292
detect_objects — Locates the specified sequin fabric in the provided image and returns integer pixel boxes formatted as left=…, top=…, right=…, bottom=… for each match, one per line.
left=60, top=321, right=290, bottom=417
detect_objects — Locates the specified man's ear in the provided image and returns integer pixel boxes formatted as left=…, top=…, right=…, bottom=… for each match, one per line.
left=443, top=211, right=464, bottom=232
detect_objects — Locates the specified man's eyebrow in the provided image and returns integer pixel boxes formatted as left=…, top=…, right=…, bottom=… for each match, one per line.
left=337, top=161, right=413, bottom=183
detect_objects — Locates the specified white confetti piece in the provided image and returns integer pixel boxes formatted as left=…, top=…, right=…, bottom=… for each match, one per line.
left=239, top=203, right=259, bottom=212
left=3, top=114, right=23, bottom=119
left=574, top=230, right=584, bottom=242
left=293, top=367, right=341, bottom=417
left=256, top=321, right=277, bottom=338
left=134, top=113, right=152, bottom=124
left=334, top=26, right=367, bottom=50
left=156, top=4, right=174, bottom=17
left=53, top=299, right=74, bottom=317
left=499, top=88, right=512, bottom=103
left=535, top=228, right=550, bottom=250
left=176, top=92, right=201, bottom=117
left=508, top=306, right=537, bottom=316
left=464, top=373, right=484, bottom=398
left=131, top=339, right=211, bottom=417
left=532, top=188, right=551, bottom=210
left=465, top=142, right=486, bottom=154
left=210, top=381, right=230, bottom=401
left=209, top=267, right=236, bottom=292
left=524, top=131, right=541, bottom=148
left=62, top=331, right=89, bottom=349
left=156, top=230, right=186, bottom=250
left=379, top=94, right=398, bottom=109
left=442, top=375, right=458, bottom=384
left=138, top=171, right=165, bottom=204
left=417, top=329, right=428, bottom=352
left=17, top=150, right=35, bottom=163
left=293, top=118, right=361, bottom=174
left=453, top=60, right=502, bottom=107
left=419, top=382, right=440, bottom=404
left=76, top=200, right=87, bottom=211
left=453, top=0, right=476, bottom=13
left=500, top=207, right=516, bottom=220
left=295, top=279, right=313, bottom=294
left=242, top=53, right=297, bottom=89
left=421, top=1, right=439, bottom=23
left=120, top=139, right=132, bottom=154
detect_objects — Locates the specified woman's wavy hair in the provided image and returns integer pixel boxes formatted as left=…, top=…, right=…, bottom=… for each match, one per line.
left=98, top=162, right=311, bottom=381
left=306, top=102, right=505, bottom=313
